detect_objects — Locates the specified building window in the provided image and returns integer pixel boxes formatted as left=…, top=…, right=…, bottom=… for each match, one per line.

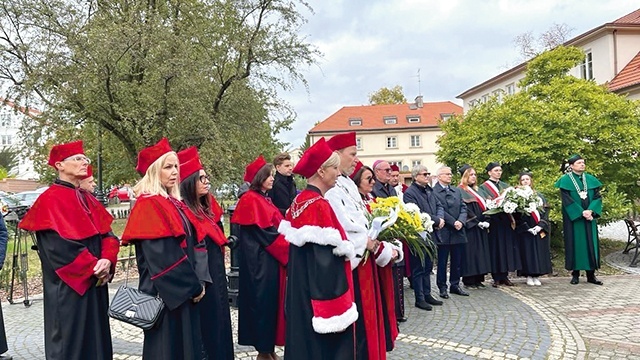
left=481, top=94, right=489, bottom=103
left=410, top=135, right=421, bottom=147
left=407, top=116, right=420, bottom=123
left=411, top=160, right=421, bottom=168
left=386, top=136, right=397, bottom=149
left=440, top=113, right=453, bottom=121
left=383, top=116, right=397, bottom=125
left=581, top=51, right=593, bottom=80
left=356, top=137, right=362, bottom=150
left=492, top=89, right=504, bottom=103
left=0, top=114, right=12, bottom=128
left=506, top=83, right=515, bottom=95
left=349, top=118, right=362, bottom=126
left=389, top=161, right=402, bottom=169
left=1, top=135, right=12, bottom=145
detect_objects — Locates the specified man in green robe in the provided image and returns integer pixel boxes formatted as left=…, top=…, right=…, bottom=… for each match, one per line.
left=555, top=154, right=603, bottom=285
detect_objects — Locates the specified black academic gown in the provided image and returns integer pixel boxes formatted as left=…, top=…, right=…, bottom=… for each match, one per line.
left=478, top=180, right=521, bottom=277
left=20, top=180, right=119, bottom=360
left=281, top=187, right=357, bottom=360
left=200, top=233, right=234, bottom=360
left=236, top=224, right=281, bottom=352
left=516, top=192, right=552, bottom=277
left=461, top=199, right=491, bottom=280
left=123, top=195, right=205, bottom=360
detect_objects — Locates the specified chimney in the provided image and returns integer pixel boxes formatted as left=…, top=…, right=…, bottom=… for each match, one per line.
left=415, top=95, right=423, bottom=108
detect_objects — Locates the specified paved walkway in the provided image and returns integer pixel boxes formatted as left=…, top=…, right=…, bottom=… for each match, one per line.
left=2, top=251, right=639, bottom=359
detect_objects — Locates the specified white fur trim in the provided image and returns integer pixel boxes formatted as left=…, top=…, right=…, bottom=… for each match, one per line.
left=375, top=244, right=394, bottom=267
left=312, top=302, right=359, bottom=334
left=388, top=241, right=404, bottom=263
left=278, top=221, right=356, bottom=260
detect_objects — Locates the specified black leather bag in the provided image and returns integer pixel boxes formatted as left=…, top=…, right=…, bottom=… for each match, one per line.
left=108, top=245, right=165, bottom=330
left=108, top=285, right=164, bottom=330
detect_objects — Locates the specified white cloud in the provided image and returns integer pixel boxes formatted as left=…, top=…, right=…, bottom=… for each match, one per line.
left=275, top=0, right=640, bottom=148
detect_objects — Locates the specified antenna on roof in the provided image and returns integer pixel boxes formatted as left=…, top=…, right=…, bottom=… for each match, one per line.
left=416, top=68, right=422, bottom=96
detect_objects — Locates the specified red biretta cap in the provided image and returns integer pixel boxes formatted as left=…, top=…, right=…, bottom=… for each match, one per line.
left=244, top=155, right=267, bottom=182
left=326, top=132, right=356, bottom=151
left=136, top=138, right=173, bottom=175
left=349, top=161, right=364, bottom=180
left=80, top=165, right=93, bottom=180
left=48, top=140, right=85, bottom=168
left=177, top=146, right=204, bottom=182
left=390, top=164, right=400, bottom=172
left=294, top=138, right=334, bottom=179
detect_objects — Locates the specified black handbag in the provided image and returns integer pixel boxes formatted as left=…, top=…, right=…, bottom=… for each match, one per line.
left=108, top=245, right=165, bottom=330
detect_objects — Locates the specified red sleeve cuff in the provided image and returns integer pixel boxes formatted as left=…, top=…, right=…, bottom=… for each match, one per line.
left=101, top=236, right=120, bottom=272
left=311, top=290, right=358, bottom=334
left=265, top=235, right=289, bottom=266
left=55, top=248, right=98, bottom=296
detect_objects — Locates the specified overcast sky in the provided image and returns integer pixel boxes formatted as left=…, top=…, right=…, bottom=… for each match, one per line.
left=276, top=0, right=640, bottom=149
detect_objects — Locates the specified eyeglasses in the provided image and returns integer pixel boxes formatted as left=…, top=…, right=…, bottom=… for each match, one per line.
left=64, top=155, right=91, bottom=164
left=418, top=172, right=430, bottom=177
left=440, top=173, right=453, bottom=176
left=199, top=175, right=210, bottom=184
left=379, top=168, right=391, bottom=173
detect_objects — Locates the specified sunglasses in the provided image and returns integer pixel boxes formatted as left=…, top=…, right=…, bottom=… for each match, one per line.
left=379, top=168, right=392, bottom=173
left=418, top=172, right=431, bottom=177
left=365, top=175, right=375, bottom=183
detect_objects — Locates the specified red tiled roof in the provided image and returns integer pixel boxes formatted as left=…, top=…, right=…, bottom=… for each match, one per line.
left=608, top=51, right=640, bottom=91
left=309, top=101, right=462, bottom=134
left=0, top=98, right=41, bottom=117
left=612, top=9, right=640, bottom=24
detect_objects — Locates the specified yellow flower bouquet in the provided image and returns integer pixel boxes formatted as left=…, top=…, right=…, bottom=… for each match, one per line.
left=367, top=196, right=435, bottom=265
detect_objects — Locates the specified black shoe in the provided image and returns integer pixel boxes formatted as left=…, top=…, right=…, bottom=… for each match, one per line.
left=476, top=282, right=486, bottom=288
left=439, top=290, right=449, bottom=299
left=425, top=294, right=443, bottom=306
left=587, top=277, right=603, bottom=285
left=0, top=355, right=13, bottom=360
left=465, top=284, right=478, bottom=289
left=570, top=276, right=579, bottom=285
left=397, top=316, right=408, bottom=323
left=415, top=300, right=433, bottom=311
left=501, top=279, right=516, bottom=287
left=450, top=286, right=470, bottom=296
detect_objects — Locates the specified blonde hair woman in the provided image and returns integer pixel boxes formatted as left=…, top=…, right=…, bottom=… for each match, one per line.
left=122, top=138, right=206, bottom=360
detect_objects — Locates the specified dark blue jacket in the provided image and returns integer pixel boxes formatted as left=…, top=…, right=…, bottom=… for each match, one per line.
left=371, top=180, right=397, bottom=199
left=404, top=182, right=444, bottom=242
left=0, top=216, right=8, bottom=269
left=432, top=183, right=467, bottom=245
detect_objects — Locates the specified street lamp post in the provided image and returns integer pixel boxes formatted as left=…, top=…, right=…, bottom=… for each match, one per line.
left=94, top=125, right=107, bottom=206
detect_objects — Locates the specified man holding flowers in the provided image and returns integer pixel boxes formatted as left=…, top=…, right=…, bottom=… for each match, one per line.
left=324, top=132, right=400, bottom=359
left=403, top=165, right=445, bottom=310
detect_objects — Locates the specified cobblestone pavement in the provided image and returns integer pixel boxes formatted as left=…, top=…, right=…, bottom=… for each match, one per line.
left=2, top=257, right=639, bottom=359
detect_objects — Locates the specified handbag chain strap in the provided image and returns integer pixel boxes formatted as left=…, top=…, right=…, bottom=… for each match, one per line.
left=124, top=244, right=133, bottom=287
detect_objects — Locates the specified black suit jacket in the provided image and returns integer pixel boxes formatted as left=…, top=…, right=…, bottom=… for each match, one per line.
left=432, top=183, right=467, bottom=245
left=267, top=172, right=297, bottom=216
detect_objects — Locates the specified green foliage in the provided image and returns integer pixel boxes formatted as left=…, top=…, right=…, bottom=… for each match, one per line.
left=0, top=166, right=8, bottom=180
left=0, top=147, right=19, bottom=175
left=437, top=46, right=640, bottom=227
left=1, top=0, right=319, bottom=188
left=368, top=85, right=407, bottom=105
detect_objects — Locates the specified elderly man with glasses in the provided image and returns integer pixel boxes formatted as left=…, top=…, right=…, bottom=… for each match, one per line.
left=403, top=165, right=445, bottom=311
left=19, top=140, right=119, bottom=360
left=432, top=166, right=469, bottom=299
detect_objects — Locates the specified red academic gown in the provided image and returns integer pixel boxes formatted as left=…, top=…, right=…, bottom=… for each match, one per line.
left=121, top=194, right=205, bottom=360
left=231, top=190, right=288, bottom=352
left=181, top=195, right=234, bottom=360
left=279, top=186, right=358, bottom=360
left=19, top=180, right=119, bottom=360
left=363, top=196, right=399, bottom=351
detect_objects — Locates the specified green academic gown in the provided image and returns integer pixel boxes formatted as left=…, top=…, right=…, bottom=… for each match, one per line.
left=554, top=172, right=603, bottom=271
